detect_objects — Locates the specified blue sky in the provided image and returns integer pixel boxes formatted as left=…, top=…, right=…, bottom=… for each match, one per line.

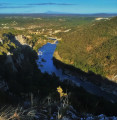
left=0, top=0, right=117, bottom=14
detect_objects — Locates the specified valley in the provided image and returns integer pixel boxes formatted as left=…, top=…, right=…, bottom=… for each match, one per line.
left=0, top=15, right=117, bottom=119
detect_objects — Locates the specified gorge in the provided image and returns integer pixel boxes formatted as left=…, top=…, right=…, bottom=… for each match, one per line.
left=37, top=40, right=117, bottom=103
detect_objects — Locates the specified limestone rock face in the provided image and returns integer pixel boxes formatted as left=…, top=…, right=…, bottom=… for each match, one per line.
left=15, top=35, right=27, bottom=46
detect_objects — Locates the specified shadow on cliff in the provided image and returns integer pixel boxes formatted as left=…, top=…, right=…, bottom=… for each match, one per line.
left=0, top=32, right=39, bottom=104
left=0, top=32, right=60, bottom=106
left=0, top=33, right=117, bottom=116
left=53, top=57, right=117, bottom=97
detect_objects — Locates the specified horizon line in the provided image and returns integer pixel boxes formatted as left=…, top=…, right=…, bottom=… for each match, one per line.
left=0, top=13, right=117, bottom=14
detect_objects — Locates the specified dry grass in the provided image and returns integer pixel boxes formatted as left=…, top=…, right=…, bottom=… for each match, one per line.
left=0, top=106, right=37, bottom=120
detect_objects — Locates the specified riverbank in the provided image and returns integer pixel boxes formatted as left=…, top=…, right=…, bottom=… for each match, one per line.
left=53, top=56, right=117, bottom=101
left=37, top=40, right=117, bottom=103
left=37, top=42, right=117, bottom=116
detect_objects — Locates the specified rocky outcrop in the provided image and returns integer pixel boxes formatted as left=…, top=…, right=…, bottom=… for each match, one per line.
left=15, top=35, right=28, bottom=46
left=5, top=52, right=18, bottom=72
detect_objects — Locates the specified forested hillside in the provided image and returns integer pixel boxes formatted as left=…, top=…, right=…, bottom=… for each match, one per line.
left=55, top=17, right=117, bottom=81
left=0, top=16, right=117, bottom=119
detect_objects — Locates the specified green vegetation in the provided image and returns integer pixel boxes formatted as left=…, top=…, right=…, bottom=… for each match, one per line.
left=0, top=16, right=117, bottom=117
left=55, top=17, right=117, bottom=81
left=0, top=16, right=95, bottom=28
left=0, top=16, right=95, bottom=52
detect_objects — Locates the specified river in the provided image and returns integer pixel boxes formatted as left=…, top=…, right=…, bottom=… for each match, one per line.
left=37, top=41, right=117, bottom=103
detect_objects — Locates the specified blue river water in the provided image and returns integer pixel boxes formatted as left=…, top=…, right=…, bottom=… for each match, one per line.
left=37, top=42, right=117, bottom=103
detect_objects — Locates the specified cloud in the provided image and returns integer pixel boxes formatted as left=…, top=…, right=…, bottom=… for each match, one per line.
left=0, top=2, right=77, bottom=9
left=27, top=3, right=77, bottom=6
left=0, top=6, right=30, bottom=9
left=0, top=3, right=30, bottom=9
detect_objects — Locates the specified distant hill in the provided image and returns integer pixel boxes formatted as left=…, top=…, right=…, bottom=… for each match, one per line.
left=0, top=13, right=117, bottom=17
left=45, top=11, right=67, bottom=14
left=45, top=12, right=117, bottom=17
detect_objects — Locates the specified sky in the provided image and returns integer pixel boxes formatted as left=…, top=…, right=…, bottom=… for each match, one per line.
left=0, top=0, right=117, bottom=14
